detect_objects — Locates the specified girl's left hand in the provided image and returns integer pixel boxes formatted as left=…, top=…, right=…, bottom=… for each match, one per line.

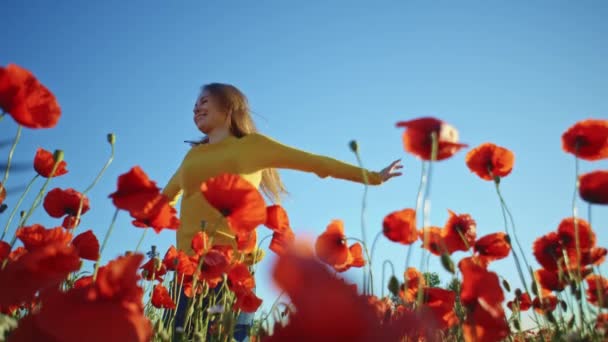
left=379, top=159, right=403, bottom=182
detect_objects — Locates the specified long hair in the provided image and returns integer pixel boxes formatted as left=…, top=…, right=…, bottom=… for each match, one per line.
left=192, top=82, right=288, bottom=203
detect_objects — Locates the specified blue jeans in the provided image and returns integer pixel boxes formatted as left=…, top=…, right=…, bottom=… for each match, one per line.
left=170, top=284, right=254, bottom=342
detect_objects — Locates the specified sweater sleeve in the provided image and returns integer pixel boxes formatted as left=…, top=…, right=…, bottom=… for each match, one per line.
left=247, top=133, right=383, bottom=185
left=161, top=167, right=183, bottom=207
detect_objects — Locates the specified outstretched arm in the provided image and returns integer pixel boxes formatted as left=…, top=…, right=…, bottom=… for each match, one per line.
left=245, top=133, right=402, bottom=185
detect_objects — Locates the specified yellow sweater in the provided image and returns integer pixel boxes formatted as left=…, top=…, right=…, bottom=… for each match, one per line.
left=161, top=133, right=383, bottom=262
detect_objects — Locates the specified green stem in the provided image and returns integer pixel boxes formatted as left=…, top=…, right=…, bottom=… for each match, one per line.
left=352, top=145, right=370, bottom=293
left=369, top=230, right=382, bottom=269
left=20, top=152, right=62, bottom=227
left=381, top=259, right=396, bottom=298
left=93, top=208, right=120, bottom=280
left=416, top=132, right=437, bottom=307
left=0, top=174, right=38, bottom=241
left=1, top=125, right=22, bottom=187
left=571, top=151, right=586, bottom=334
left=134, top=228, right=148, bottom=253
left=72, top=137, right=115, bottom=234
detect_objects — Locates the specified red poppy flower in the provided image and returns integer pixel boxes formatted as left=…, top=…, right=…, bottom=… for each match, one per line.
left=579, top=170, right=608, bottom=205
left=0, top=183, right=5, bottom=205
left=265, top=204, right=290, bottom=232
left=235, top=230, right=257, bottom=254
left=140, top=258, right=167, bottom=282
left=419, top=226, right=447, bottom=256
left=597, top=313, right=608, bottom=332
left=191, top=231, right=209, bottom=256
left=162, top=245, right=179, bottom=271
left=192, top=249, right=230, bottom=288
left=562, top=119, right=608, bottom=161
left=71, top=230, right=100, bottom=261
left=0, top=64, right=61, bottom=129
left=334, top=242, right=366, bottom=273
left=465, top=143, right=515, bottom=181
left=580, top=247, right=608, bottom=266
left=8, top=246, right=27, bottom=262
left=400, top=267, right=425, bottom=303
left=16, top=224, right=72, bottom=251
left=62, top=215, right=80, bottom=229
left=108, top=166, right=161, bottom=215
left=43, top=187, right=89, bottom=218
left=233, top=288, right=263, bottom=313
left=19, top=254, right=153, bottom=342
left=557, top=217, right=595, bottom=251
left=533, top=232, right=563, bottom=271
left=396, top=117, right=468, bottom=161
left=0, top=242, right=80, bottom=307
left=269, top=245, right=399, bottom=341
left=131, top=194, right=180, bottom=233
left=200, top=173, right=267, bottom=235
left=422, top=288, right=459, bottom=330
left=474, top=232, right=511, bottom=261
left=228, top=263, right=256, bottom=294
left=0, top=241, right=10, bottom=262
left=315, top=219, right=350, bottom=268
left=151, top=283, right=176, bottom=309
left=382, top=208, right=418, bottom=245
left=33, top=148, right=68, bottom=178
left=532, top=289, right=558, bottom=314
left=269, top=227, right=296, bottom=256
left=443, top=210, right=476, bottom=253
left=534, top=269, right=567, bottom=292
left=507, top=292, right=532, bottom=311
left=348, top=243, right=365, bottom=268
left=73, top=275, right=93, bottom=289
left=459, top=257, right=509, bottom=342
left=586, top=275, right=608, bottom=308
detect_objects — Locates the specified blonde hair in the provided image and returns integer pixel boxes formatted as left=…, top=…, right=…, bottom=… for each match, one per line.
left=195, top=82, right=288, bottom=203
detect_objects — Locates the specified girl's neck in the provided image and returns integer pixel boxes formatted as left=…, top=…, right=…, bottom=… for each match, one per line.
left=206, top=127, right=233, bottom=144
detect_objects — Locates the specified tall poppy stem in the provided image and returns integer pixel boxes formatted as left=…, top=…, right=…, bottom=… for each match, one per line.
left=134, top=228, right=148, bottom=253
left=571, top=149, right=586, bottom=334
left=1, top=125, right=22, bottom=189
left=350, top=140, right=370, bottom=294
left=347, top=237, right=374, bottom=295
left=93, top=208, right=120, bottom=280
left=416, top=132, right=437, bottom=307
left=0, top=174, right=38, bottom=241
left=72, top=133, right=115, bottom=234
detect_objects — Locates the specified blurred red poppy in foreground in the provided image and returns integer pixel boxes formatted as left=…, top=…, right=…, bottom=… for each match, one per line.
left=579, top=170, right=608, bottom=205
left=0, top=63, right=61, bottom=129
left=201, top=173, right=267, bottom=235
left=562, top=119, right=608, bottom=161
left=396, top=117, right=468, bottom=161
left=459, top=257, right=509, bottom=342
left=268, top=244, right=435, bottom=341
left=465, top=143, right=515, bottom=181
left=8, top=254, right=153, bottom=342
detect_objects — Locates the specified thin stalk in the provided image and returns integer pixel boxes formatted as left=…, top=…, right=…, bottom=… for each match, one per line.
left=93, top=208, right=120, bottom=280
left=0, top=174, right=38, bottom=241
left=347, top=237, right=374, bottom=295
left=134, top=228, right=148, bottom=253
left=1, top=125, right=22, bottom=187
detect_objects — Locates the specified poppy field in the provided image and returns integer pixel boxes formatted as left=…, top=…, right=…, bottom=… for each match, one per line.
left=1, top=62, right=608, bottom=341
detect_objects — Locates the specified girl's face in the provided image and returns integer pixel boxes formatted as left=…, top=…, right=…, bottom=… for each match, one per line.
left=193, top=90, right=229, bottom=134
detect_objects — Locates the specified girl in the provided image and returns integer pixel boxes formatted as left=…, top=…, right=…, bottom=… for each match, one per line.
left=162, top=83, right=402, bottom=341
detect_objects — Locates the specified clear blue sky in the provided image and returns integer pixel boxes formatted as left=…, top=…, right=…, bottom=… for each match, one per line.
left=2, top=0, right=607, bottom=325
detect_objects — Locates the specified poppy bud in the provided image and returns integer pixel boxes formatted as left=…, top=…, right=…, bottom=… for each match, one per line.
left=0, top=204, right=7, bottom=214
left=502, top=279, right=511, bottom=292
left=53, top=149, right=64, bottom=163
left=349, top=140, right=359, bottom=153
left=441, top=253, right=455, bottom=274
left=107, top=133, right=116, bottom=145
left=388, top=275, right=400, bottom=297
